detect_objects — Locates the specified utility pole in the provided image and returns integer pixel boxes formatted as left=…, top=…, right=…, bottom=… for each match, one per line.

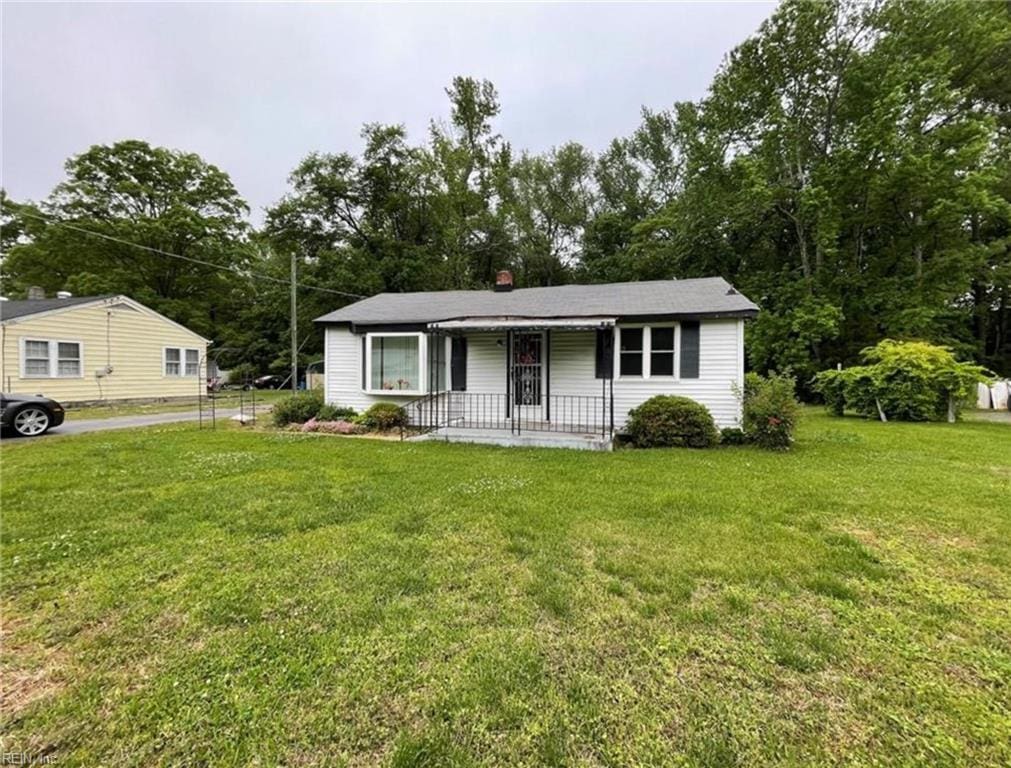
left=290, top=252, right=298, bottom=394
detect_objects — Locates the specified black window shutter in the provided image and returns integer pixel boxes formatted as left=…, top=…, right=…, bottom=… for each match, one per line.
left=451, top=337, right=467, bottom=391
left=361, top=335, right=367, bottom=389
left=595, top=329, right=613, bottom=379
left=680, top=321, right=700, bottom=378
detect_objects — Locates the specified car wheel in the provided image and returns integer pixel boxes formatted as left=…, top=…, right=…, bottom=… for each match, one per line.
left=12, top=406, right=51, bottom=437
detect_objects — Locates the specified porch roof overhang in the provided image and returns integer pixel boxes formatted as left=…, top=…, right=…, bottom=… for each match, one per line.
left=428, top=316, right=616, bottom=332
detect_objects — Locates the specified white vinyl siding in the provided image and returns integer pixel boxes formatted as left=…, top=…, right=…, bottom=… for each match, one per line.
left=552, top=322, right=743, bottom=427
left=324, top=320, right=745, bottom=428
left=19, top=338, right=83, bottom=379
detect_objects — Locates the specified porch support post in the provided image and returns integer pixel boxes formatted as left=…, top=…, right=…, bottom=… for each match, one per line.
left=545, top=329, right=551, bottom=422
left=601, top=333, right=606, bottom=438
left=428, top=330, right=434, bottom=432
left=608, top=326, right=615, bottom=437
left=505, top=328, right=512, bottom=427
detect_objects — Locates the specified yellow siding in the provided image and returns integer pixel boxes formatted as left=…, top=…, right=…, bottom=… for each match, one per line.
left=1, top=300, right=207, bottom=402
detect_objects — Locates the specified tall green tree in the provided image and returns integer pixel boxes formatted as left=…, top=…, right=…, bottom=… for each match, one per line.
left=2, top=140, right=253, bottom=345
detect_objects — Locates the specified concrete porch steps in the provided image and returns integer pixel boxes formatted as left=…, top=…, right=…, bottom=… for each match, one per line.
left=411, top=426, right=613, bottom=451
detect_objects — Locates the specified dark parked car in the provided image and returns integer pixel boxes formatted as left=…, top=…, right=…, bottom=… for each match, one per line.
left=253, top=375, right=284, bottom=390
left=0, top=392, right=66, bottom=437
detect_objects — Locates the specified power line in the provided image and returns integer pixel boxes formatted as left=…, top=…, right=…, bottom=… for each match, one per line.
left=16, top=210, right=366, bottom=300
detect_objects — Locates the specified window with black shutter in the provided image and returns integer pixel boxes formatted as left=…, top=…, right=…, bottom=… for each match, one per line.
left=619, top=327, right=644, bottom=377
left=680, top=321, right=700, bottom=378
left=594, top=329, right=613, bottom=379
left=451, top=337, right=467, bottom=391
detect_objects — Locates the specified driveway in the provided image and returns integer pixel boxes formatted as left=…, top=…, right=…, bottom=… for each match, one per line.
left=34, top=407, right=270, bottom=438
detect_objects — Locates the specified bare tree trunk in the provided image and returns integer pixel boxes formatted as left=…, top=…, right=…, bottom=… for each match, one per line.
left=875, top=398, right=888, bottom=422
left=947, top=395, right=956, bottom=424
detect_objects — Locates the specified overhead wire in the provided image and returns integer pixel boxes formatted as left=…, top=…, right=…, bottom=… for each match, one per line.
left=15, top=210, right=366, bottom=300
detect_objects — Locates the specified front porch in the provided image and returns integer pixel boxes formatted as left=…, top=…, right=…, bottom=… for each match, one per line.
left=406, top=317, right=617, bottom=450
left=404, top=390, right=615, bottom=450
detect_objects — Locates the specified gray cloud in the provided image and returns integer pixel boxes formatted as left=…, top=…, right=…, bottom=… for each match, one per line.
left=2, top=1, right=774, bottom=222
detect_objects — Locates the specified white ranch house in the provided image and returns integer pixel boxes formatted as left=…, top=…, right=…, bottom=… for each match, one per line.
left=316, top=274, right=758, bottom=449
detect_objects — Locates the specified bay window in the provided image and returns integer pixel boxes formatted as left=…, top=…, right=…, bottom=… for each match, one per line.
left=368, top=333, right=422, bottom=392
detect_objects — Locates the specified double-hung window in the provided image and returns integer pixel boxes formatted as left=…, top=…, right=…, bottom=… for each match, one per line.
left=185, top=349, right=200, bottom=377
left=367, top=333, right=423, bottom=393
left=649, top=327, right=676, bottom=376
left=615, top=323, right=702, bottom=379
left=619, top=328, right=644, bottom=377
left=165, top=347, right=200, bottom=377
left=21, top=339, right=82, bottom=378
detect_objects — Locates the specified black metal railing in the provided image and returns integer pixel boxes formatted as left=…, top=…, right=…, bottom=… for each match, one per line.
left=404, top=391, right=613, bottom=439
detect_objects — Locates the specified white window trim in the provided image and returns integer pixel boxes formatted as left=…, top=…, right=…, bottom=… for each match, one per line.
left=19, top=337, right=85, bottom=379
left=364, top=332, right=429, bottom=396
left=614, top=324, right=681, bottom=382
left=163, top=346, right=202, bottom=378
left=648, top=323, right=679, bottom=379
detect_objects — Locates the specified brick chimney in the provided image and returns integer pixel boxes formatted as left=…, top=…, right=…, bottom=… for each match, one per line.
left=494, top=270, right=514, bottom=292
left=27, top=286, right=45, bottom=300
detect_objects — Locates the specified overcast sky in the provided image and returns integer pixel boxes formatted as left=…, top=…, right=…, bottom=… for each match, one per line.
left=2, top=1, right=774, bottom=223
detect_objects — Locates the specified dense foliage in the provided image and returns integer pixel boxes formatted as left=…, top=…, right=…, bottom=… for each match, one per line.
left=625, top=395, right=719, bottom=448
left=2, top=1, right=1009, bottom=379
left=719, top=427, right=748, bottom=446
left=271, top=391, right=327, bottom=427
left=742, top=372, right=801, bottom=450
left=316, top=403, right=358, bottom=422
left=361, top=402, right=409, bottom=431
left=813, top=339, right=992, bottom=421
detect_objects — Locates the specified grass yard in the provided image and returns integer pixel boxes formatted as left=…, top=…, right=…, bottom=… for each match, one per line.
left=1, top=412, right=1009, bottom=767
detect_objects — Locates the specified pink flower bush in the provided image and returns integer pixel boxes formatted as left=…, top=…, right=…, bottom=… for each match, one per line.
left=296, top=419, right=363, bottom=435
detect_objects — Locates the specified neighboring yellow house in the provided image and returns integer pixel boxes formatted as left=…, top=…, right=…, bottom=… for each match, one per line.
left=0, top=294, right=209, bottom=403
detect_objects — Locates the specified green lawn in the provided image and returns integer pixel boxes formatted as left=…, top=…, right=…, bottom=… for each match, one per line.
left=1, top=412, right=1009, bottom=767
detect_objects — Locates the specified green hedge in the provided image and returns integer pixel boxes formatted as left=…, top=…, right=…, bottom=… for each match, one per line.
left=361, top=402, right=408, bottom=430
left=813, top=340, right=991, bottom=422
left=626, top=395, right=719, bottom=448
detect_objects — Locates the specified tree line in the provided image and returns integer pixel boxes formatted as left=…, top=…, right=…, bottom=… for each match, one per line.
left=2, top=0, right=1009, bottom=383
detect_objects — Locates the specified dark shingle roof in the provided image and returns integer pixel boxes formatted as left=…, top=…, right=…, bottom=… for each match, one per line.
left=315, top=278, right=758, bottom=326
left=0, top=295, right=115, bottom=322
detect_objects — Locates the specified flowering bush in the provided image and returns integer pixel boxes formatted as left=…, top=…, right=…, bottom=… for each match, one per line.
left=297, top=418, right=363, bottom=435
left=741, top=372, right=799, bottom=450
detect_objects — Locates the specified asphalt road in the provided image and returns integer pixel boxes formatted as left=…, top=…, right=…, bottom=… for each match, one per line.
left=15, top=407, right=270, bottom=439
